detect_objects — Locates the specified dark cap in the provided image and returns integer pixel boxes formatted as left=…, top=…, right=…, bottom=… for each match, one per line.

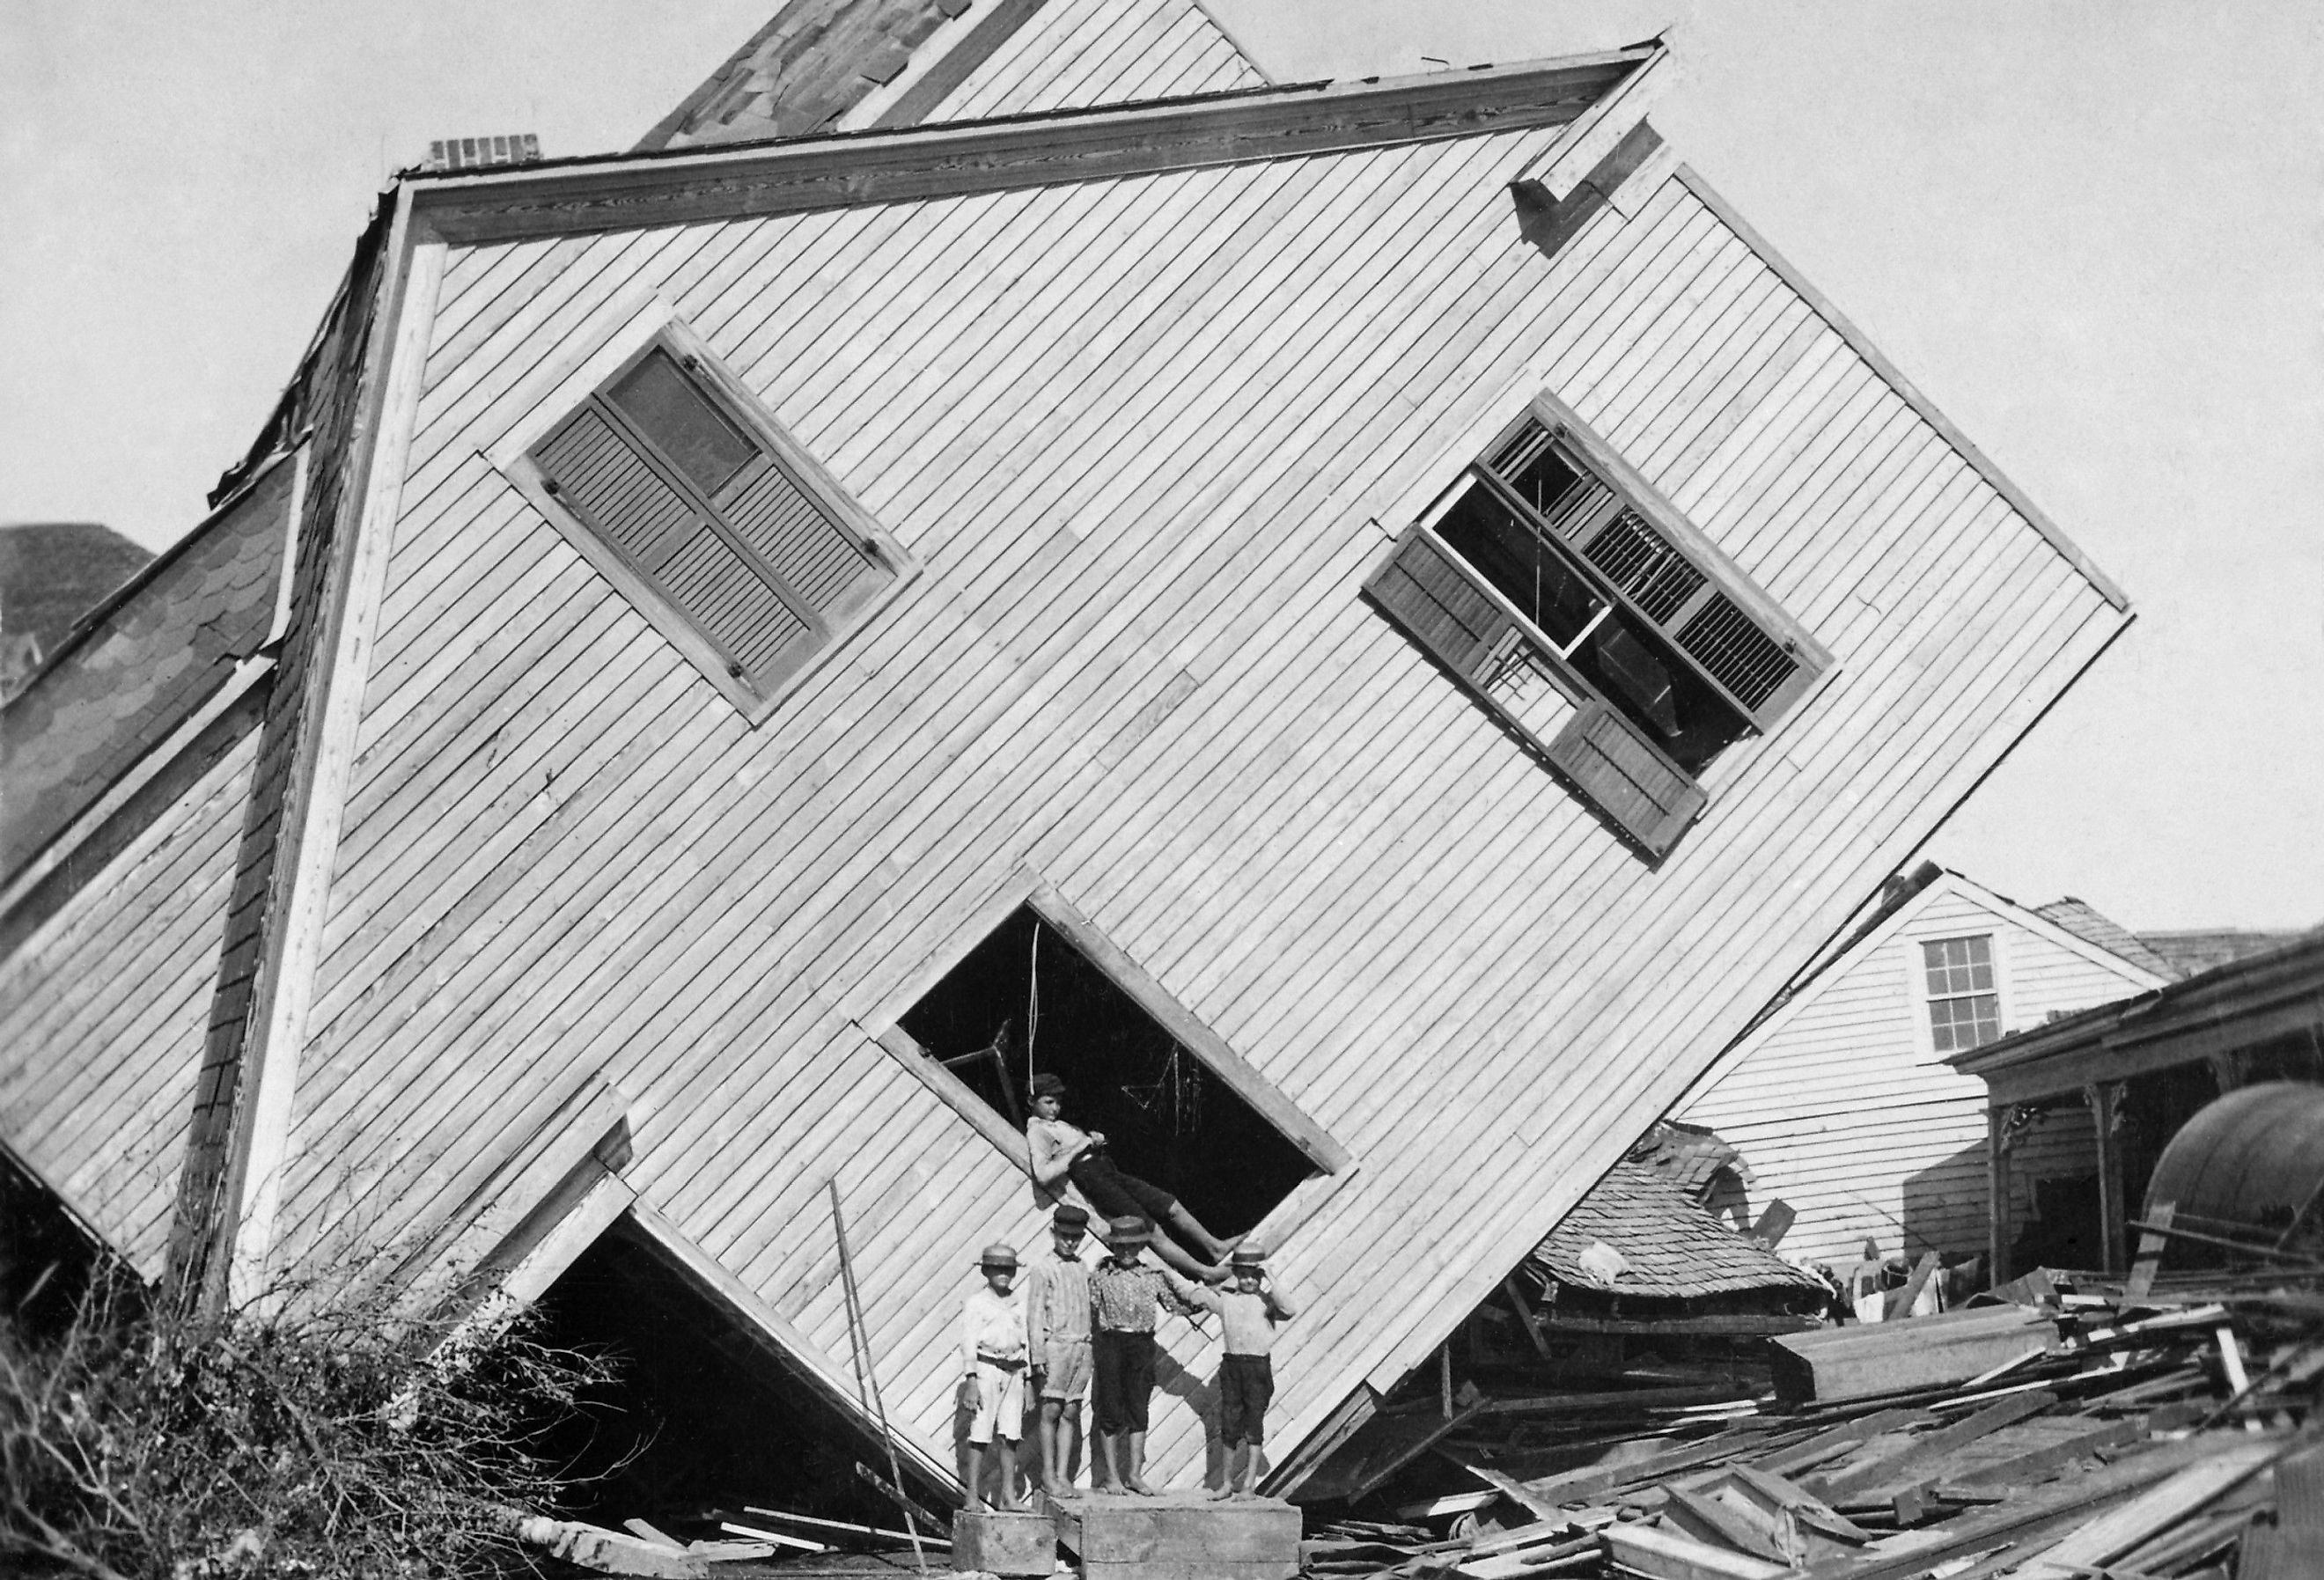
left=1030, top=1073, right=1067, bottom=1099
left=1052, top=1203, right=1091, bottom=1231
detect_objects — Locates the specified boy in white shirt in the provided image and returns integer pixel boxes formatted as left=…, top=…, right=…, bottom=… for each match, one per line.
left=960, top=1243, right=1029, bottom=1510
left=1180, top=1244, right=1297, bottom=1499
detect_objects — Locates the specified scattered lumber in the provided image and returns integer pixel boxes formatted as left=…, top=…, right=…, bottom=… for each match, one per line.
left=1300, top=1268, right=2323, bottom=1580
left=511, top=1516, right=710, bottom=1577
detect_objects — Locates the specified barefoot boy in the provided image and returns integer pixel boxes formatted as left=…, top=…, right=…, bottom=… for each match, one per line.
left=1182, top=1244, right=1297, bottom=1499
left=1023, top=1202, right=1094, bottom=1495
left=960, top=1243, right=1029, bottom=1510
left=1088, top=1216, right=1202, bottom=1495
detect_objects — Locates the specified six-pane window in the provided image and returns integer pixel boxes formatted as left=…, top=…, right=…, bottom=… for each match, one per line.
left=1923, top=934, right=2002, bottom=1052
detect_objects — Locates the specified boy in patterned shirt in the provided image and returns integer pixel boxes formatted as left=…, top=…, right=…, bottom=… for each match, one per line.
left=1088, top=1216, right=1202, bottom=1495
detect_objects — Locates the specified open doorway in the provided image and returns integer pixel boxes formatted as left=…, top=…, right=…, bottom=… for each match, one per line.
left=897, top=903, right=1319, bottom=1237
left=524, top=1215, right=948, bottom=1536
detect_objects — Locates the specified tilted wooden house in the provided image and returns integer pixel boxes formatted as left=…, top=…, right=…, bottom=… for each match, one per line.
left=0, top=0, right=2134, bottom=1494
left=1670, top=868, right=2168, bottom=1278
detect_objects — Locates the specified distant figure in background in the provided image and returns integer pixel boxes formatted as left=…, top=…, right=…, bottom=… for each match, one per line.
left=1180, top=1243, right=1297, bottom=1499
left=960, top=1243, right=1030, bottom=1510
left=1025, top=1202, right=1095, bottom=1497
left=1088, top=1216, right=1202, bottom=1495
left=1024, top=1072, right=1237, bottom=1283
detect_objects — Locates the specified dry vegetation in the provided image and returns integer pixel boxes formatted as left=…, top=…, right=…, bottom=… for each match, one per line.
left=1, top=1267, right=616, bottom=1580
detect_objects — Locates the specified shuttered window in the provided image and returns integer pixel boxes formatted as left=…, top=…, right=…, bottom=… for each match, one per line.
left=1365, top=395, right=1828, bottom=859
left=527, top=338, right=900, bottom=718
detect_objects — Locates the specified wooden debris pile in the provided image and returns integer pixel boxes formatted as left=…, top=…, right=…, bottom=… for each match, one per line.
left=1298, top=1273, right=2324, bottom=1580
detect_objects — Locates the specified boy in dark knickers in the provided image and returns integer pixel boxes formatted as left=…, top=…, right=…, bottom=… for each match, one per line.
left=1180, top=1244, right=1296, bottom=1498
left=1024, top=1073, right=1236, bottom=1283
left=1087, top=1216, right=1203, bottom=1495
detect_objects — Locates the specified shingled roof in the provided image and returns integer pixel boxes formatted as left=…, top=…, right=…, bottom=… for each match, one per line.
left=0, top=524, right=152, bottom=702
left=1525, top=1159, right=1823, bottom=1302
left=2035, top=897, right=2178, bottom=980
left=1, top=458, right=295, bottom=879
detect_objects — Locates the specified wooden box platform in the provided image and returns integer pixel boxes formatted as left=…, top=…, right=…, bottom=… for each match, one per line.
left=1047, top=1489, right=1299, bottom=1580
left=950, top=1508, right=1056, bottom=1576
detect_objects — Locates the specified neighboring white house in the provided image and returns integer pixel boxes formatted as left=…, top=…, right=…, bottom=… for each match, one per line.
left=1671, top=869, right=2172, bottom=1275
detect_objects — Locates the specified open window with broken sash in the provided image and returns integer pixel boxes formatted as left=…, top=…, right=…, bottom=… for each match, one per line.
left=1365, top=394, right=1830, bottom=858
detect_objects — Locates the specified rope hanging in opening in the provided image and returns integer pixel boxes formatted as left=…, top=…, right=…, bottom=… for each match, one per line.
left=1025, top=920, right=1041, bottom=1096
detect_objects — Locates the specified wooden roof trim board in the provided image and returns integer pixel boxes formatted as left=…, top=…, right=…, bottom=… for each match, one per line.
left=1671, top=870, right=2168, bottom=1116
left=1947, top=930, right=2324, bottom=1103
left=184, top=187, right=447, bottom=1310
left=1671, top=165, right=2129, bottom=614
left=411, top=51, right=1657, bottom=246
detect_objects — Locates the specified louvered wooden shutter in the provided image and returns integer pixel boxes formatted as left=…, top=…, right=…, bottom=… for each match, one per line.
left=1546, top=701, right=1708, bottom=857
left=720, top=456, right=884, bottom=619
left=1486, top=416, right=1822, bottom=728
left=538, top=408, right=817, bottom=689
left=1363, top=529, right=1519, bottom=682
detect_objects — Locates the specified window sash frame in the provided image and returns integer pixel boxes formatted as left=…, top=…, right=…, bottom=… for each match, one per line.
left=858, top=871, right=1357, bottom=1247
left=1478, top=392, right=1833, bottom=732
left=504, top=319, right=916, bottom=724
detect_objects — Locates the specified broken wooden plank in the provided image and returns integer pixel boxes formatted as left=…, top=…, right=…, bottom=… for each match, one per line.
left=2009, top=1437, right=2280, bottom=1579
left=1882, top=1251, right=1939, bottom=1321
left=1940, top=1418, right=2144, bottom=1490
left=514, top=1517, right=711, bottom=1577
left=1602, top=1521, right=1789, bottom=1580
left=1757, top=1408, right=1934, bottom=1476
left=1660, top=1487, right=1787, bottom=1565
left=622, top=1518, right=688, bottom=1550
left=740, top=1504, right=949, bottom=1547
left=2123, top=1201, right=2173, bottom=1301
left=1504, top=1274, right=1554, bottom=1359
left=1810, top=1390, right=2056, bottom=1501
left=717, top=1521, right=827, bottom=1552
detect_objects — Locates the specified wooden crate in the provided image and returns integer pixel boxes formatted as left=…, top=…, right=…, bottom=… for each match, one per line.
left=1051, top=1490, right=1299, bottom=1580
left=950, top=1508, right=1056, bottom=1576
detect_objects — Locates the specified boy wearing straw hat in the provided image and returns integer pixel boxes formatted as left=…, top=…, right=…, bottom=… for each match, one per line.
left=1180, top=1244, right=1298, bottom=1499
left=960, top=1242, right=1030, bottom=1510
left=1088, top=1216, right=1202, bottom=1495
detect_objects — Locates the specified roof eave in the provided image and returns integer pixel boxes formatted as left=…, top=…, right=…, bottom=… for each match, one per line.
left=408, top=48, right=1658, bottom=246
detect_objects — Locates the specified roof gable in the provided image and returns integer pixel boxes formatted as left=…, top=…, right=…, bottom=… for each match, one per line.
left=2035, top=895, right=2177, bottom=979
left=1676, top=870, right=2171, bottom=1112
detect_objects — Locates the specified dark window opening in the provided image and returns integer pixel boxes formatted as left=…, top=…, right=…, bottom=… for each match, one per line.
left=525, top=1216, right=952, bottom=1534
left=1435, top=480, right=1751, bottom=772
left=898, top=906, right=1316, bottom=1236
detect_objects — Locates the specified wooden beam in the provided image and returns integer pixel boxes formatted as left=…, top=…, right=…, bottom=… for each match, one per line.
left=1986, top=1105, right=2010, bottom=1288
left=2088, top=1082, right=2124, bottom=1275
left=1503, top=1274, right=1554, bottom=1358
left=415, top=53, right=1651, bottom=245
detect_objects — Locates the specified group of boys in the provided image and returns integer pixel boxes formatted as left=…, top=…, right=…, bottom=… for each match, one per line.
left=959, top=1203, right=1295, bottom=1508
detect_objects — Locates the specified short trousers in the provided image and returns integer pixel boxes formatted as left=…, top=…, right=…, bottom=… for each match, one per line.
left=1092, top=1329, right=1157, bottom=1437
left=967, top=1359, right=1026, bottom=1444
left=1218, top=1354, right=1273, bottom=1447
left=1070, top=1154, right=1178, bottom=1224
left=1039, top=1336, right=1092, bottom=1402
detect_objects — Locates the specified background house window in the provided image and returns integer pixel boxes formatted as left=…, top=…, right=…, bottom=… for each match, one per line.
left=526, top=338, right=901, bottom=718
left=1924, top=934, right=2003, bottom=1052
left=1364, top=396, right=1829, bottom=858
left=897, top=902, right=1335, bottom=1235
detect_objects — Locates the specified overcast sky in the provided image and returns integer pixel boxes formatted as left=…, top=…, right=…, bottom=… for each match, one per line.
left=4, top=2, right=2319, bottom=930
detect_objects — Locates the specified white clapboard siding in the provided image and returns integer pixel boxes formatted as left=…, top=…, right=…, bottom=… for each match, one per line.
left=273, top=114, right=2128, bottom=1488
left=0, top=731, right=260, bottom=1275
left=1676, top=874, right=2167, bottom=1273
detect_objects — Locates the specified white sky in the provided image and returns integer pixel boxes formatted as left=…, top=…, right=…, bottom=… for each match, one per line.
left=3, top=1, right=2319, bottom=930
